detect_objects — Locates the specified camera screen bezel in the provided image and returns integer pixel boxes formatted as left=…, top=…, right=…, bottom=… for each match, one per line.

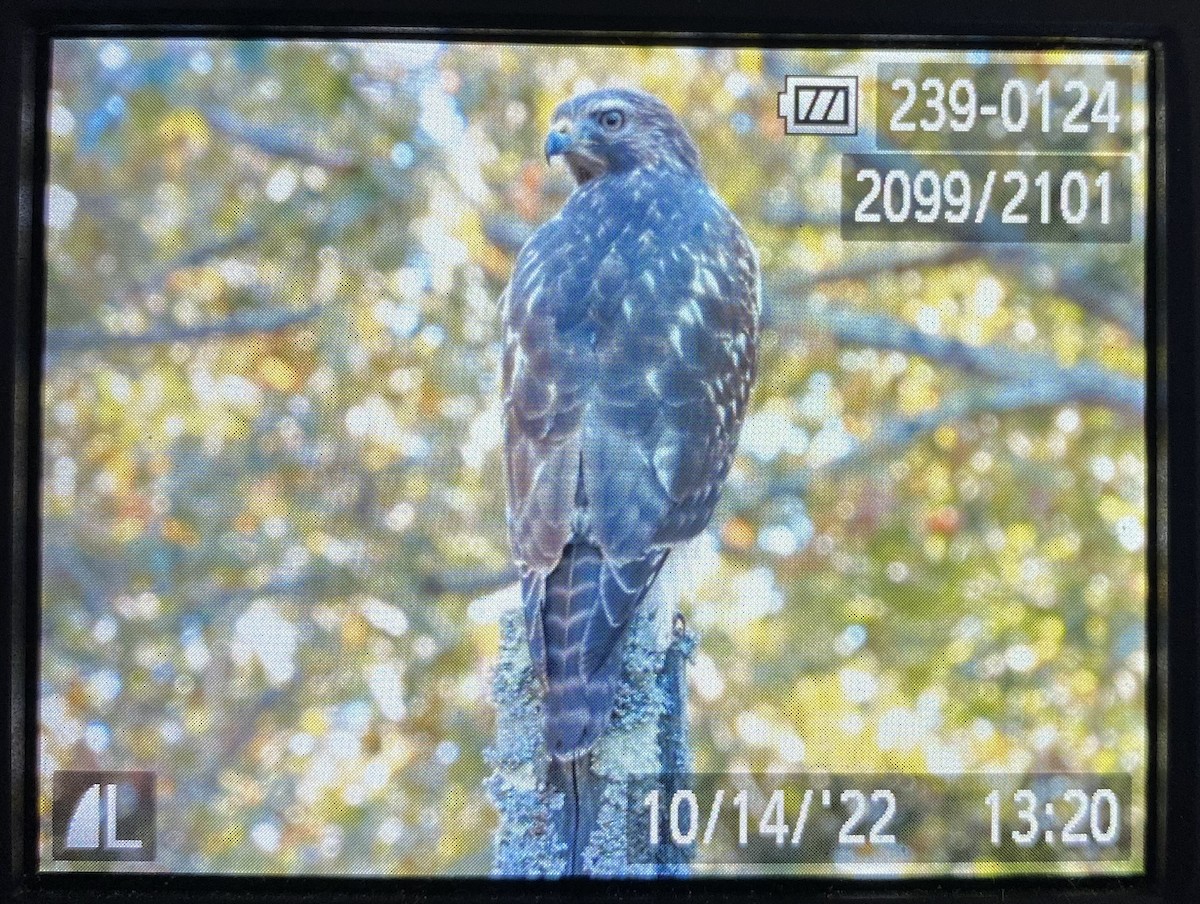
left=1, top=3, right=1193, bottom=902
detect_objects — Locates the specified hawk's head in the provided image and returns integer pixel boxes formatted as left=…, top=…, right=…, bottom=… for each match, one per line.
left=544, top=88, right=700, bottom=185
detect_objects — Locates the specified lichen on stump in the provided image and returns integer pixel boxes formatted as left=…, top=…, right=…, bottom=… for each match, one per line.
left=485, top=598, right=695, bottom=877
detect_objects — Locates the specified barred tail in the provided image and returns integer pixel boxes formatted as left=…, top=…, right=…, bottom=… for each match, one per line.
left=525, top=539, right=668, bottom=760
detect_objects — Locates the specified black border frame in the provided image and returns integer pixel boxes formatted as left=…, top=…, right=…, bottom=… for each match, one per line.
left=2, top=1, right=1196, bottom=902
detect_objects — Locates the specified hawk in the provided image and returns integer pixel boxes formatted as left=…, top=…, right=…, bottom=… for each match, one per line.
left=501, top=88, right=760, bottom=760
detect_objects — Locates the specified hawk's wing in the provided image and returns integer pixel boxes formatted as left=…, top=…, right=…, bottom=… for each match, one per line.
left=502, top=170, right=758, bottom=756
left=581, top=202, right=758, bottom=559
left=504, top=172, right=759, bottom=567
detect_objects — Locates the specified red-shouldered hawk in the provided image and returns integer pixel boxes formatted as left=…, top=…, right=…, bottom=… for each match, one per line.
left=502, top=88, right=760, bottom=760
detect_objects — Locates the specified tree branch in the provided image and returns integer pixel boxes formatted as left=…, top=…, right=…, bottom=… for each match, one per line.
left=771, top=376, right=1141, bottom=495
left=482, top=214, right=536, bottom=255
left=44, top=303, right=326, bottom=355
left=773, top=298, right=1145, bottom=412
left=200, top=107, right=423, bottom=207
left=421, top=566, right=520, bottom=598
left=202, top=107, right=360, bottom=172
left=773, top=244, right=1142, bottom=336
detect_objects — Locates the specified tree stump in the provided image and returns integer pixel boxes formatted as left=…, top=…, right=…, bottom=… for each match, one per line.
left=485, top=584, right=695, bottom=877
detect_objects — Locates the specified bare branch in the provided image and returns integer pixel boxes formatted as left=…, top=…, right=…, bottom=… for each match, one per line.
left=771, top=376, right=1141, bottom=495
left=758, top=198, right=841, bottom=228
left=770, top=298, right=1145, bottom=412
left=482, top=214, right=535, bottom=255
left=775, top=246, right=975, bottom=292
left=202, top=107, right=359, bottom=171
left=421, top=565, right=520, bottom=597
left=201, top=108, right=423, bottom=206
left=773, top=244, right=1143, bottom=336
left=164, top=222, right=264, bottom=272
left=45, top=303, right=326, bottom=355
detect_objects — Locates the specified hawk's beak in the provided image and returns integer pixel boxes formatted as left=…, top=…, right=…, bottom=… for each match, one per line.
left=545, top=121, right=573, bottom=163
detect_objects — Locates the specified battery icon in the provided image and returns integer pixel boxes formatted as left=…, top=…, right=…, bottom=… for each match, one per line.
left=778, top=75, right=859, bottom=135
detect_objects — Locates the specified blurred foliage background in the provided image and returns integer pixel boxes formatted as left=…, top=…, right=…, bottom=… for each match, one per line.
left=39, top=39, right=1148, bottom=875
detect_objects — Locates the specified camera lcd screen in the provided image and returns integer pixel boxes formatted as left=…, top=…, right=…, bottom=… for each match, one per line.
left=37, top=38, right=1151, bottom=879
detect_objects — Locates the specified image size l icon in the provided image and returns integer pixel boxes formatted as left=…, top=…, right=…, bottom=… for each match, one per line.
left=52, top=771, right=156, bottom=861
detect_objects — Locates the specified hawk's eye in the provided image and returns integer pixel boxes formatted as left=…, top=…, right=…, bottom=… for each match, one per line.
left=597, top=109, right=625, bottom=131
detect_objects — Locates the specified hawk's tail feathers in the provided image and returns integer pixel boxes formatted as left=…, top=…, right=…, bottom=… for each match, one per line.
left=533, top=541, right=668, bottom=760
